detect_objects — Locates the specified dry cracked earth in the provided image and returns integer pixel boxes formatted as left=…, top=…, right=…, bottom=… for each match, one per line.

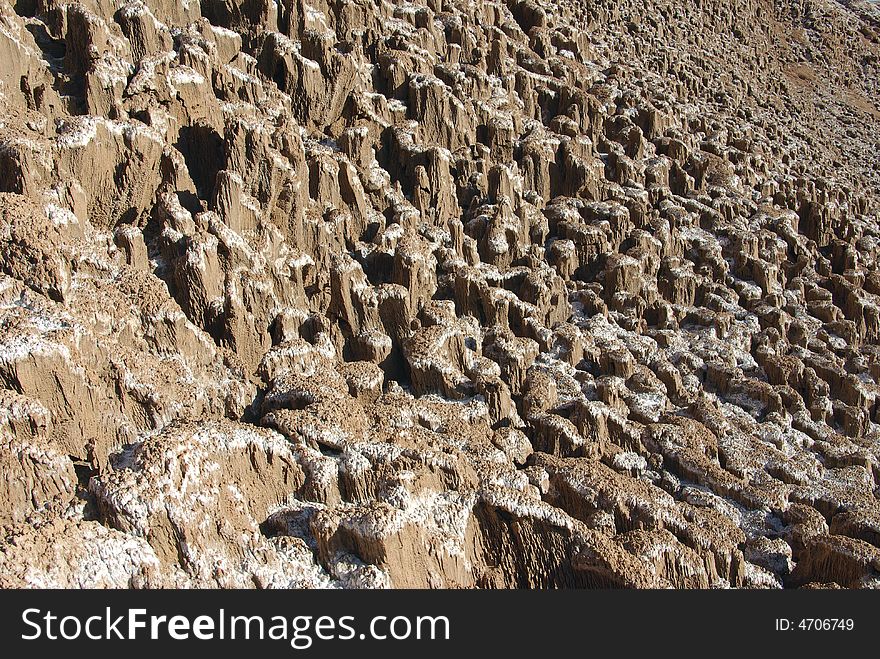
left=1, top=0, right=880, bottom=589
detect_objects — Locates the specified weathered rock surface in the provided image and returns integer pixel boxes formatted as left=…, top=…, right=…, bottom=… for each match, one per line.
left=1, top=0, right=880, bottom=589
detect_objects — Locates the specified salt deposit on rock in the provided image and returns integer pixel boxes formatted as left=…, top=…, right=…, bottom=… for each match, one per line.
left=1, top=0, right=879, bottom=589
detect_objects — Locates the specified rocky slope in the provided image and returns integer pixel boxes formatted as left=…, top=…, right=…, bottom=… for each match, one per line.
left=1, top=0, right=879, bottom=588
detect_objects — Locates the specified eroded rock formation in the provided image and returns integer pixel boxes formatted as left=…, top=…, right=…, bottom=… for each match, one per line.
left=1, top=0, right=880, bottom=589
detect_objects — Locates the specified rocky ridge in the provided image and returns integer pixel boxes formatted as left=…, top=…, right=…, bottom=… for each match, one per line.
left=1, top=0, right=879, bottom=588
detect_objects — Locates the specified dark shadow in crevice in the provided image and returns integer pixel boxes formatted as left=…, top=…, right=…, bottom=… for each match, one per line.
left=25, top=22, right=66, bottom=64
left=259, top=506, right=321, bottom=552
left=175, top=123, right=225, bottom=201
left=13, top=0, right=37, bottom=18
left=70, top=455, right=100, bottom=522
